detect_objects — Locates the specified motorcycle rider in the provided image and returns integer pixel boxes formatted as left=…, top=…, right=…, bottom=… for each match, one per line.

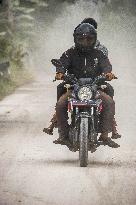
left=56, top=18, right=109, bottom=102
left=44, top=18, right=121, bottom=140
left=46, top=23, right=120, bottom=148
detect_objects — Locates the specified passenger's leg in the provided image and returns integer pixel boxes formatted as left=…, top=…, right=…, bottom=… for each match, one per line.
left=43, top=113, right=57, bottom=135
left=57, top=82, right=66, bottom=101
left=43, top=82, right=66, bottom=135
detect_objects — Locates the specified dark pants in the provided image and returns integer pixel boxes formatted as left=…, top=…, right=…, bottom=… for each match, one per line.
left=56, top=90, right=115, bottom=136
left=57, top=82, right=67, bottom=101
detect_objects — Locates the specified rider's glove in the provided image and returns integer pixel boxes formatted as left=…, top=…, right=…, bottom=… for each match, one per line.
left=105, top=73, right=116, bottom=81
left=55, top=72, right=64, bottom=80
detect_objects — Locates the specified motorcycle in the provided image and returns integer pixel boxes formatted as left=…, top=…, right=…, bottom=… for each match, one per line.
left=52, top=60, right=117, bottom=167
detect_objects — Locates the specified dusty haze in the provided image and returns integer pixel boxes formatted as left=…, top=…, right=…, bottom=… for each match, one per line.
left=0, top=1, right=136, bottom=204
left=31, top=0, right=136, bottom=145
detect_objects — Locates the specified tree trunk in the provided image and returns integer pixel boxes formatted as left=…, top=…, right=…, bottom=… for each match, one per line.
left=3, top=0, right=14, bottom=33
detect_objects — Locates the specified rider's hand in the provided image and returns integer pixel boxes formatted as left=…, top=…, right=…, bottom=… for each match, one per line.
left=105, top=73, right=116, bottom=81
left=55, top=72, right=64, bottom=80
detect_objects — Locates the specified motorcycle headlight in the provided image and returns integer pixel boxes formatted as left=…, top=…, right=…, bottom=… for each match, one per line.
left=78, top=86, right=92, bottom=101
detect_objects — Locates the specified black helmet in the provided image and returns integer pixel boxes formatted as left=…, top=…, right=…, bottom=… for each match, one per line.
left=73, top=23, right=97, bottom=53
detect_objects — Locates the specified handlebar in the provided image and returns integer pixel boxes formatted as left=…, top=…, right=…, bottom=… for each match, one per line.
left=53, top=73, right=118, bottom=83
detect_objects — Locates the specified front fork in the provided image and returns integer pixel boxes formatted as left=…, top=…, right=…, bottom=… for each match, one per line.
left=68, top=102, right=98, bottom=141
left=91, top=107, right=95, bottom=130
left=76, top=107, right=97, bottom=144
left=75, top=107, right=96, bottom=140
left=89, top=107, right=97, bottom=142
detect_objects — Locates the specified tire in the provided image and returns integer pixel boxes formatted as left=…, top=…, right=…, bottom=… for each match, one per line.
left=79, top=117, right=88, bottom=167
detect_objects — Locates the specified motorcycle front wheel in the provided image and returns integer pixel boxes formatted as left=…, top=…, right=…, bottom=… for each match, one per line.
left=79, top=117, right=88, bottom=167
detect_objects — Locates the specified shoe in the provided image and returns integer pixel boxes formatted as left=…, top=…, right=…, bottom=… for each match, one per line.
left=99, top=132, right=120, bottom=148
left=53, top=137, right=65, bottom=144
left=103, top=137, right=120, bottom=148
left=111, top=133, right=121, bottom=139
left=43, top=123, right=54, bottom=135
left=53, top=131, right=68, bottom=144
left=53, top=137, right=72, bottom=148
left=43, top=127, right=53, bottom=135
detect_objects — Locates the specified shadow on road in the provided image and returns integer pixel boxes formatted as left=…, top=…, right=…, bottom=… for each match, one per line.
left=20, top=158, right=136, bottom=169
left=89, top=159, right=136, bottom=169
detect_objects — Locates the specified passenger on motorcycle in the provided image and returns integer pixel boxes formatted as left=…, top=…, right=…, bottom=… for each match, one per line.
left=80, top=18, right=121, bottom=139
left=44, top=23, right=120, bottom=148
left=44, top=18, right=121, bottom=140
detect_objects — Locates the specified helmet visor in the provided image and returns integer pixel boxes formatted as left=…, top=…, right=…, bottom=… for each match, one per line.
left=76, top=34, right=96, bottom=48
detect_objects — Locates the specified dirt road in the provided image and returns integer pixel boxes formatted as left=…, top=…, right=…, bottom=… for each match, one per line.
left=0, top=73, right=136, bottom=205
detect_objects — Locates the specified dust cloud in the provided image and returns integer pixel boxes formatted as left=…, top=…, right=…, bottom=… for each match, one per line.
left=31, top=0, right=136, bottom=76
left=31, top=0, right=136, bottom=147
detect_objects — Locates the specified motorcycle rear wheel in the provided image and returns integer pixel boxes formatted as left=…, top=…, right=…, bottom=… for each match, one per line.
left=79, top=117, right=88, bottom=167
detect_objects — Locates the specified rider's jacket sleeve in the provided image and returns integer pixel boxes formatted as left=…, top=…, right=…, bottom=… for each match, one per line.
left=95, top=40, right=108, bottom=57
left=57, top=48, right=72, bottom=74
left=98, top=51, right=112, bottom=74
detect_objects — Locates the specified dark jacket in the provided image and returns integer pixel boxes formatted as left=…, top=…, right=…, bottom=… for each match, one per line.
left=57, top=46, right=112, bottom=79
left=95, top=40, right=108, bottom=57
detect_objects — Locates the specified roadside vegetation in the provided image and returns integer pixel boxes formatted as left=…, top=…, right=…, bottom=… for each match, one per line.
left=0, top=0, right=47, bottom=99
